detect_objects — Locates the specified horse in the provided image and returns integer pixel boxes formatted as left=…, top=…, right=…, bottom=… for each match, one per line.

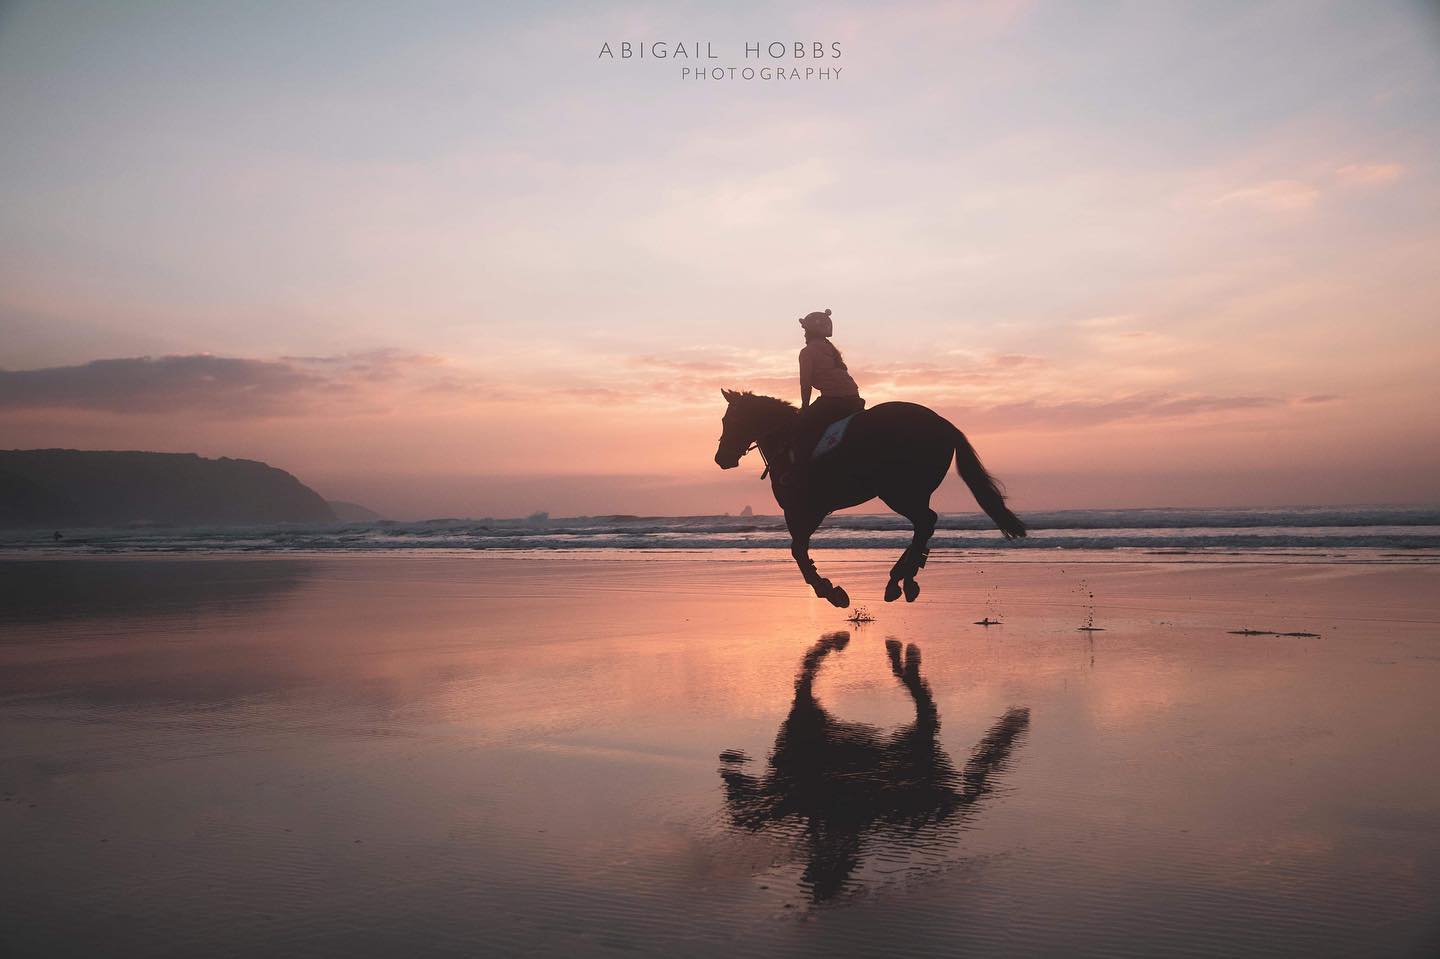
left=714, top=389, right=1026, bottom=606
left=719, top=631, right=1031, bottom=901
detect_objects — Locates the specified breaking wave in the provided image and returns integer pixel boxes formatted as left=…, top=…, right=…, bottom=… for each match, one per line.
left=3, top=506, right=1438, bottom=559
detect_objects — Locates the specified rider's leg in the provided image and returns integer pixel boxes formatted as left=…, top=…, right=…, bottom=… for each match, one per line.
left=779, top=403, right=825, bottom=487
left=782, top=396, right=858, bottom=487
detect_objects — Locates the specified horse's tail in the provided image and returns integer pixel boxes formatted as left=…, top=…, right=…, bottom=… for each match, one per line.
left=951, top=426, right=1027, bottom=539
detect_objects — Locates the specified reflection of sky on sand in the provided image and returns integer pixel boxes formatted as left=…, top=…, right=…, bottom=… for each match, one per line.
left=3, top=556, right=1440, bottom=956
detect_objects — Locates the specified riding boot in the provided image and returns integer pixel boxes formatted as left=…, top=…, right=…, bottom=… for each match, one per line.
left=777, top=446, right=809, bottom=490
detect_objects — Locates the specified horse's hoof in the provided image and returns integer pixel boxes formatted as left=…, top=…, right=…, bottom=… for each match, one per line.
left=828, top=587, right=850, bottom=609
left=903, top=579, right=920, bottom=603
left=884, top=581, right=902, bottom=603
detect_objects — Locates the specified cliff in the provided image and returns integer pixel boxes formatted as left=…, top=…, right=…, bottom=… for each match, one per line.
left=0, top=449, right=337, bottom=529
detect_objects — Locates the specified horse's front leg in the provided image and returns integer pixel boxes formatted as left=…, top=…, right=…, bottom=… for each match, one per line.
left=786, top=510, right=848, bottom=608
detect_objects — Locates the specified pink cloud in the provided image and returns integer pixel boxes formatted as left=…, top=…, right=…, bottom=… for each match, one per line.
left=957, top=392, right=1282, bottom=431
left=1216, top=180, right=1319, bottom=212
left=1333, top=162, right=1403, bottom=186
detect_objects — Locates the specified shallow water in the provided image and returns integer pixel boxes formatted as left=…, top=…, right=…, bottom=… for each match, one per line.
left=2, top=556, right=1439, bottom=956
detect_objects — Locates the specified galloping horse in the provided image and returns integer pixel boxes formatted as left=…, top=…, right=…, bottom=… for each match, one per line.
left=714, top=389, right=1026, bottom=606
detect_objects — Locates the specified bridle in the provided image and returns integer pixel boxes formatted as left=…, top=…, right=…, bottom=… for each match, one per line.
left=722, top=400, right=789, bottom=482
left=735, top=429, right=783, bottom=481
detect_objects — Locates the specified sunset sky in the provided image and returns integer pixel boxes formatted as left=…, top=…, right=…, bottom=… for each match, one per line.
left=2, top=0, right=1438, bottom=518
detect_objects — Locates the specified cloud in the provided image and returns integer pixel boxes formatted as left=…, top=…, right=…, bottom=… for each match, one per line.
left=841, top=353, right=1054, bottom=408
left=1215, top=179, right=1319, bottom=212
left=0, top=355, right=323, bottom=415
left=991, top=352, right=1045, bottom=368
left=281, top=349, right=446, bottom=381
left=1075, top=314, right=1138, bottom=329
left=1333, top=163, right=1403, bottom=187
left=0, top=351, right=449, bottom=416
left=959, top=391, right=1282, bottom=431
left=627, top=347, right=773, bottom=375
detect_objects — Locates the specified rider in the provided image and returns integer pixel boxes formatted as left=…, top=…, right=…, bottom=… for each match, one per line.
left=781, top=309, right=865, bottom=488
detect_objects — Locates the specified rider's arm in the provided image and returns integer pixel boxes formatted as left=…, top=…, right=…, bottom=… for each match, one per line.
left=799, top=348, right=814, bottom=408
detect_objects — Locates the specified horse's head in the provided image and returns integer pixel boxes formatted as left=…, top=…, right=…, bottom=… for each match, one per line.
left=715, top=388, right=794, bottom=469
left=715, top=388, right=750, bottom=468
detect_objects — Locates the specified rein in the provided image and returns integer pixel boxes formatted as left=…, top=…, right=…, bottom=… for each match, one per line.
left=748, top=442, right=772, bottom=481
left=745, top=427, right=787, bottom=482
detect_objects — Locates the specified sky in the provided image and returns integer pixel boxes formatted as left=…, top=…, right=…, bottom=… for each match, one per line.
left=1, top=0, right=1438, bottom=518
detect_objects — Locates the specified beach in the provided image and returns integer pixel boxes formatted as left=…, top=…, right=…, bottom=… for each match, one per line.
left=3, top=553, right=1439, bottom=957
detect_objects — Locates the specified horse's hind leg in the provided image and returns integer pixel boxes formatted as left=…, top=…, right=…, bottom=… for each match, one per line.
left=879, top=492, right=937, bottom=603
left=885, top=640, right=938, bottom=725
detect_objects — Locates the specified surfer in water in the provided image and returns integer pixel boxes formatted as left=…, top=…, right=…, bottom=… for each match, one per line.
left=782, top=308, right=865, bottom=488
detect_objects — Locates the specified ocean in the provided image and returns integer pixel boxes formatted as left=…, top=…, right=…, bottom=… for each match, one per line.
left=4, top=505, right=1438, bottom=560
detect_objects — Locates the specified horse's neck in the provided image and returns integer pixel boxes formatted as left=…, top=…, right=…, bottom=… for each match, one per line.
left=756, top=413, right=794, bottom=456
left=760, top=406, right=796, bottom=437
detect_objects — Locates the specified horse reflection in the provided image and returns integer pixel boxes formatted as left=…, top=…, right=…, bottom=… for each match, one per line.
left=719, top=631, right=1030, bottom=901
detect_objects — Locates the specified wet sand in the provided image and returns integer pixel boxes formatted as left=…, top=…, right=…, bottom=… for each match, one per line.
left=2, top=554, right=1439, bottom=957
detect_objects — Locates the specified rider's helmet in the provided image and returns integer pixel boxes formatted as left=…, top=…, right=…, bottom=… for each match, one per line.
left=799, top=308, right=833, bottom=338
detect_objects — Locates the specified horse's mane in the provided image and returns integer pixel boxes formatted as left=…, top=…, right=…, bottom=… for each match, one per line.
left=732, top=391, right=797, bottom=415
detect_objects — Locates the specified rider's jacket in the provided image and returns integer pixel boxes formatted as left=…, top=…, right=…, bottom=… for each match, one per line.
left=799, top=341, right=859, bottom=398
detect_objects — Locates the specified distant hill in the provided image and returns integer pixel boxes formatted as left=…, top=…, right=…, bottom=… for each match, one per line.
left=0, top=449, right=337, bottom=529
left=328, top=500, right=383, bottom=522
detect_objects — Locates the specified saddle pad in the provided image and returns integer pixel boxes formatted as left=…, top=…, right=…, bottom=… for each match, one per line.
left=811, top=413, right=859, bottom=461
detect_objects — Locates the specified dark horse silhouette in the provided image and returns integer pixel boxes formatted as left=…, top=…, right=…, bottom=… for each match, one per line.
left=714, top=390, right=1026, bottom=606
left=719, top=632, right=1031, bottom=902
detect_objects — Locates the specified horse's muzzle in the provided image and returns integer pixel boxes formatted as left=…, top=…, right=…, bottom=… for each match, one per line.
left=715, top=452, right=740, bottom=469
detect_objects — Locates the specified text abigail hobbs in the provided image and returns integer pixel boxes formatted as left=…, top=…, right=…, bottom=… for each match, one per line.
left=597, top=41, right=845, bottom=81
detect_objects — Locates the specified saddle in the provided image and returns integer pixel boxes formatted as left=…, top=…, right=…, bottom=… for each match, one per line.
left=775, top=411, right=861, bottom=487
left=808, top=412, right=860, bottom=460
